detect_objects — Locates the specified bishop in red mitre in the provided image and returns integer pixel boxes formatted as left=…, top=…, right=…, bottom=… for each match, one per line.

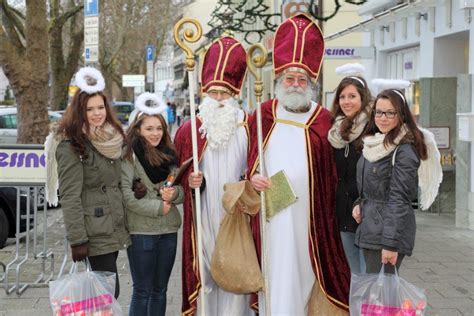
left=174, top=36, right=253, bottom=316
left=248, top=13, right=351, bottom=315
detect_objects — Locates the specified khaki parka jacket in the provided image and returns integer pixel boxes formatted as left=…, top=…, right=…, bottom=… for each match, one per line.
left=121, top=154, right=183, bottom=235
left=56, top=140, right=131, bottom=257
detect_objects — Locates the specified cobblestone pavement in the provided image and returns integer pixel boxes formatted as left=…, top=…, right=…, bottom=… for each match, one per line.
left=1, top=207, right=473, bottom=315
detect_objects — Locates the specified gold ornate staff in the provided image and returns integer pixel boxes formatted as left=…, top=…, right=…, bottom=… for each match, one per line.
left=173, top=17, right=206, bottom=316
left=247, top=43, right=271, bottom=316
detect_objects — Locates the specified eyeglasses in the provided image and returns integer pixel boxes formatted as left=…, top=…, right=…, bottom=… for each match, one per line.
left=374, top=110, right=397, bottom=119
left=208, top=90, right=231, bottom=99
left=283, top=75, right=308, bottom=86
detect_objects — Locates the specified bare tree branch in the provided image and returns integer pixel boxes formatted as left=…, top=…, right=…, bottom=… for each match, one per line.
left=1, top=0, right=25, bottom=49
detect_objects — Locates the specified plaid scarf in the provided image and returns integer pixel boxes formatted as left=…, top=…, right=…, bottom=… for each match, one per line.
left=87, top=123, right=123, bottom=159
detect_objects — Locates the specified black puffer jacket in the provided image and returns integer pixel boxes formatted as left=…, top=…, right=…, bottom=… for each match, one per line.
left=355, top=140, right=420, bottom=256
left=335, top=142, right=361, bottom=233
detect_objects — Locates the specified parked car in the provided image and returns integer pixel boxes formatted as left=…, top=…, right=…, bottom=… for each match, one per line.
left=0, top=107, right=62, bottom=144
left=0, top=187, right=34, bottom=249
left=112, top=101, right=134, bottom=125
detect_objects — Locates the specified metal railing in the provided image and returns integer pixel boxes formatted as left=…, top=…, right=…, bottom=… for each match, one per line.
left=1, top=185, right=54, bottom=295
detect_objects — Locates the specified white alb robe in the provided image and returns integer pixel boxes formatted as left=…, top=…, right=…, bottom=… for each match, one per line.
left=196, top=109, right=254, bottom=316
left=259, top=102, right=317, bottom=316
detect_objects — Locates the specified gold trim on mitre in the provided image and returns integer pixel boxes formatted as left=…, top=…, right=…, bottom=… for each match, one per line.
left=273, top=13, right=323, bottom=83
left=205, top=85, right=234, bottom=96
left=276, top=67, right=312, bottom=80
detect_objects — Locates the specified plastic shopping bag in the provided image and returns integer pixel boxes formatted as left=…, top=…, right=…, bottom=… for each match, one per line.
left=49, top=260, right=122, bottom=315
left=349, top=266, right=427, bottom=316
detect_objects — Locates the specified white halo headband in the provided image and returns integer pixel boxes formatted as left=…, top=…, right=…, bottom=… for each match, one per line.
left=392, top=89, right=407, bottom=105
left=371, top=78, right=411, bottom=105
left=335, top=63, right=366, bottom=76
left=132, top=92, right=168, bottom=123
left=75, top=67, right=106, bottom=94
left=336, top=63, right=366, bottom=88
left=348, top=76, right=366, bottom=87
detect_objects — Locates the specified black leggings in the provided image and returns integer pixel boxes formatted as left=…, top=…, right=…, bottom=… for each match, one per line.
left=363, top=248, right=405, bottom=274
left=88, top=251, right=120, bottom=298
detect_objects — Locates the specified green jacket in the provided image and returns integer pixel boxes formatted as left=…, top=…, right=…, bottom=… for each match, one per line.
left=56, top=140, right=131, bottom=257
left=121, top=155, right=183, bottom=235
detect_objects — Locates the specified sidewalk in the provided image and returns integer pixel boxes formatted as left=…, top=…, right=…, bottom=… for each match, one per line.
left=0, top=208, right=473, bottom=315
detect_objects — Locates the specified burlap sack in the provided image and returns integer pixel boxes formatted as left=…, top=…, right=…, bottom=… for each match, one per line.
left=308, top=280, right=349, bottom=316
left=210, top=180, right=264, bottom=294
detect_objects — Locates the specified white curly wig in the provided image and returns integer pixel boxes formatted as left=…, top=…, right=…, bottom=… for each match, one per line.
left=75, top=67, right=106, bottom=94
left=129, top=92, right=168, bottom=125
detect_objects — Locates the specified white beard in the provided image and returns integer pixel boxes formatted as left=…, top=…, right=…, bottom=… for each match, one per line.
left=198, top=96, right=239, bottom=150
left=274, top=80, right=313, bottom=111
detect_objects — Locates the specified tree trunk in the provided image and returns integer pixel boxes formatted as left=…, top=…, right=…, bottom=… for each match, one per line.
left=49, top=2, right=83, bottom=110
left=1, top=0, right=50, bottom=144
left=49, top=21, right=68, bottom=111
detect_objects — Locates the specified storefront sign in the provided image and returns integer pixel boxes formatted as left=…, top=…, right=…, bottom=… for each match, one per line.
left=0, top=145, right=46, bottom=185
left=325, top=47, right=374, bottom=59
left=427, top=127, right=450, bottom=149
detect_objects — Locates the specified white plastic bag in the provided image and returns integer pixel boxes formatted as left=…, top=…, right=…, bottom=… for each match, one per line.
left=49, top=260, right=122, bottom=315
left=350, top=266, right=427, bottom=316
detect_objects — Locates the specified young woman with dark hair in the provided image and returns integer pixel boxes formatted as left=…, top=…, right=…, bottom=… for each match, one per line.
left=121, top=95, right=183, bottom=316
left=352, top=88, right=440, bottom=274
left=328, top=75, right=372, bottom=274
left=46, top=67, right=130, bottom=298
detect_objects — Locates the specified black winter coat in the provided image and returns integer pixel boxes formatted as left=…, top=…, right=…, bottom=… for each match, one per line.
left=335, top=142, right=361, bottom=233
left=355, top=143, right=420, bottom=256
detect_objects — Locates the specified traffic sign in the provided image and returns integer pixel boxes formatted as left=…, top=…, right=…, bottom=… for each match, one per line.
left=84, top=0, right=99, bottom=17
left=84, top=28, right=99, bottom=45
left=146, top=45, right=155, bottom=83
left=85, top=45, right=99, bottom=62
left=146, top=61, right=154, bottom=83
left=146, top=45, right=155, bottom=61
left=123, top=75, right=145, bottom=87
left=84, top=16, right=99, bottom=28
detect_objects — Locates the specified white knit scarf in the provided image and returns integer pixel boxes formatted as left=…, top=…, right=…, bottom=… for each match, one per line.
left=362, top=125, right=407, bottom=162
left=328, top=110, right=369, bottom=148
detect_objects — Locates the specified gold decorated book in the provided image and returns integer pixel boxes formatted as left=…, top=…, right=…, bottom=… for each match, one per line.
left=265, top=170, right=298, bottom=220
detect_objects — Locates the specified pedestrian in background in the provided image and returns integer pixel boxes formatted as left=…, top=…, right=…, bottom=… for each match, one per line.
left=122, top=92, right=183, bottom=316
left=328, top=64, right=372, bottom=274
left=176, top=103, right=183, bottom=127
left=353, top=84, right=442, bottom=274
left=166, top=104, right=175, bottom=134
left=45, top=67, right=130, bottom=298
left=183, top=104, right=191, bottom=123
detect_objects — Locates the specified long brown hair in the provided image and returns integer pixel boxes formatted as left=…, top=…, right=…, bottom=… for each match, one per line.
left=363, top=89, right=427, bottom=160
left=123, top=113, right=176, bottom=166
left=330, top=76, right=372, bottom=141
left=57, top=91, right=124, bottom=157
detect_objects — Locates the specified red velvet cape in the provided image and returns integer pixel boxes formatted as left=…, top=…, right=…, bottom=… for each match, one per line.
left=174, top=119, right=207, bottom=316
left=247, top=99, right=350, bottom=312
